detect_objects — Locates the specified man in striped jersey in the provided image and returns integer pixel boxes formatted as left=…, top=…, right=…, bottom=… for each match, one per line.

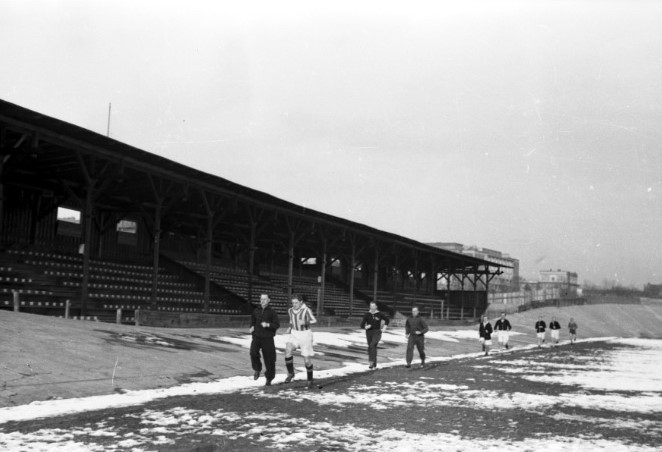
left=284, top=293, right=318, bottom=387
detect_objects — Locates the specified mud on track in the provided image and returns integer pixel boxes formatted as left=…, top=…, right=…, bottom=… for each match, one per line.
left=1, top=341, right=661, bottom=451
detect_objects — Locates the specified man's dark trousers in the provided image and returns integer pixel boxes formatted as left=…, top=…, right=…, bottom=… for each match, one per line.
left=250, top=335, right=277, bottom=381
left=366, top=329, right=382, bottom=365
left=406, top=334, right=425, bottom=364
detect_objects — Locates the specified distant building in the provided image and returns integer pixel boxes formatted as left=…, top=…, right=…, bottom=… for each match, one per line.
left=539, top=269, right=579, bottom=298
left=427, top=242, right=519, bottom=292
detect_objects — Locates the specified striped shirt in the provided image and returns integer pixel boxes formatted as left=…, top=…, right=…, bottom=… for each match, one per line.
left=289, top=303, right=317, bottom=331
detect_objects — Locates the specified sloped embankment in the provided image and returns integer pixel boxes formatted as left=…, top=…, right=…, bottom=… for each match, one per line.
left=503, top=302, right=662, bottom=340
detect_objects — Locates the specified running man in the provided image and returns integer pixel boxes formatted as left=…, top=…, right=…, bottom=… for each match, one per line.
left=249, top=294, right=280, bottom=386
left=284, top=293, right=317, bottom=388
left=568, top=318, right=578, bottom=344
left=360, top=301, right=390, bottom=369
left=479, top=315, right=493, bottom=356
left=405, top=306, right=428, bottom=368
left=549, top=316, right=561, bottom=345
left=493, top=312, right=512, bottom=350
left=535, top=316, right=547, bottom=348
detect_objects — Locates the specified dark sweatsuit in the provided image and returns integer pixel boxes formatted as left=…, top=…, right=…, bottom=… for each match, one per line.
left=535, top=320, right=547, bottom=333
left=405, top=315, right=429, bottom=365
left=494, top=319, right=512, bottom=331
left=479, top=321, right=493, bottom=340
left=250, top=305, right=280, bottom=381
left=360, top=310, right=390, bottom=365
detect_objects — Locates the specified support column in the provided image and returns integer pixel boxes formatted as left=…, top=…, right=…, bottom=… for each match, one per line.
left=248, top=220, right=256, bottom=306
left=349, top=241, right=356, bottom=316
left=320, top=239, right=327, bottom=317
left=392, top=253, right=400, bottom=296
left=429, top=256, right=436, bottom=296
left=372, top=248, right=379, bottom=303
left=80, top=184, right=94, bottom=316
left=285, top=218, right=307, bottom=303
left=446, top=270, right=451, bottom=319
left=460, top=271, right=466, bottom=321
left=287, top=231, right=294, bottom=302
left=204, top=213, right=213, bottom=313
left=485, top=267, right=491, bottom=316
left=413, top=254, right=420, bottom=293
left=150, top=199, right=162, bottom=310
left=199, top=191, right=225, bottom=314
left=472, top=272, right=478, bottom=319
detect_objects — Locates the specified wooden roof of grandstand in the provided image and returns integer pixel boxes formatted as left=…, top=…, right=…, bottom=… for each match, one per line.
left=0, top=98, right=506, bottom=272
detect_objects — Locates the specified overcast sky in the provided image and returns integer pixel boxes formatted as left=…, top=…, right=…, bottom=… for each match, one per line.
left=1, top=0, right=661, bottom=288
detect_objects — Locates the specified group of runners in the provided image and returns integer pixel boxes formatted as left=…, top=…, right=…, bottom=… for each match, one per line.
left=249, top=294, right=428, bottom=387
left=479, top=312, right=579, bottom=354
left=249, top=293, right=318, bottom=387
left=533, top=315, right=579, bottom=347
left=478, top=312, right=513, bottom=356
left=249, top=293, right=579, bottom=387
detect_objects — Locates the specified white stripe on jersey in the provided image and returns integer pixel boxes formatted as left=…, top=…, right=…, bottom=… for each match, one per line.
left=289, top=303, right=316, bottom=330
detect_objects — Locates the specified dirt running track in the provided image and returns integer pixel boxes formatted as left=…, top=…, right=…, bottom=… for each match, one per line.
left=1, top=340, right=661, bottom=451
left=1, top=302, right=661, bottom=408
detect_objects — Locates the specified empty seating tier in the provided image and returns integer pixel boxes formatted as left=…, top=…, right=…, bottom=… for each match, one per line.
left=0, top=249, right=243, bottom=321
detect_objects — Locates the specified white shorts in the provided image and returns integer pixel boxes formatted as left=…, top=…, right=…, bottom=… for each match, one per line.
left=551, top=330, right=560, bottom=340
left=537, top=332, right=546, bottom=340
left=497, top=331, right=510, bottom=344
left=288, top=329, right=314, bottom=357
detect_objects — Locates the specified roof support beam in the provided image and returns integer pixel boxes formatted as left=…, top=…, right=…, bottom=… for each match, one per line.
left=80, top=182, right=94, bottom=316
left=284, top=216, right=310, bottom=302
left=199, top=190, right=227, bottom=313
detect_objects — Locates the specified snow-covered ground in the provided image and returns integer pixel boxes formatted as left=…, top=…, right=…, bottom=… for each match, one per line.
left=216, top=328, right=526, bottom=351
left=0, top=329, right=577, bottom=424
left=1, top=333, right=660, bottom=451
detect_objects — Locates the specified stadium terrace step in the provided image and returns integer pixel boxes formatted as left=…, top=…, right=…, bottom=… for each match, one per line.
left=1, top=249, right=247, bottom=322
left=1, top=299, right=67, bottom=308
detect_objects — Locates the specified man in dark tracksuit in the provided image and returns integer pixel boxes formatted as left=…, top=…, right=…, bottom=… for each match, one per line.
left=493, top=312, right=512, bottom=350
left=360, top=302, right=390, bottom=370
left=479, top=315, right=493, bottom=356
left=549, top=317, right=561, bottom=345
left=405, top=306, right=429, bottom=368
left=250, top=294, right=280, bottom=386
left=535, top=316, right=547, bottom=348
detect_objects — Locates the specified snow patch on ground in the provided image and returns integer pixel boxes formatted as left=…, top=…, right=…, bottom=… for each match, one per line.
left=1, top=407, right=658, bottom=452
left=489, top=339, right=662, bottom=393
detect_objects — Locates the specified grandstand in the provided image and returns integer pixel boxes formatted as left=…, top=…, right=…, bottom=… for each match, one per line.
left=0, top=99, right=505, bottom=323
